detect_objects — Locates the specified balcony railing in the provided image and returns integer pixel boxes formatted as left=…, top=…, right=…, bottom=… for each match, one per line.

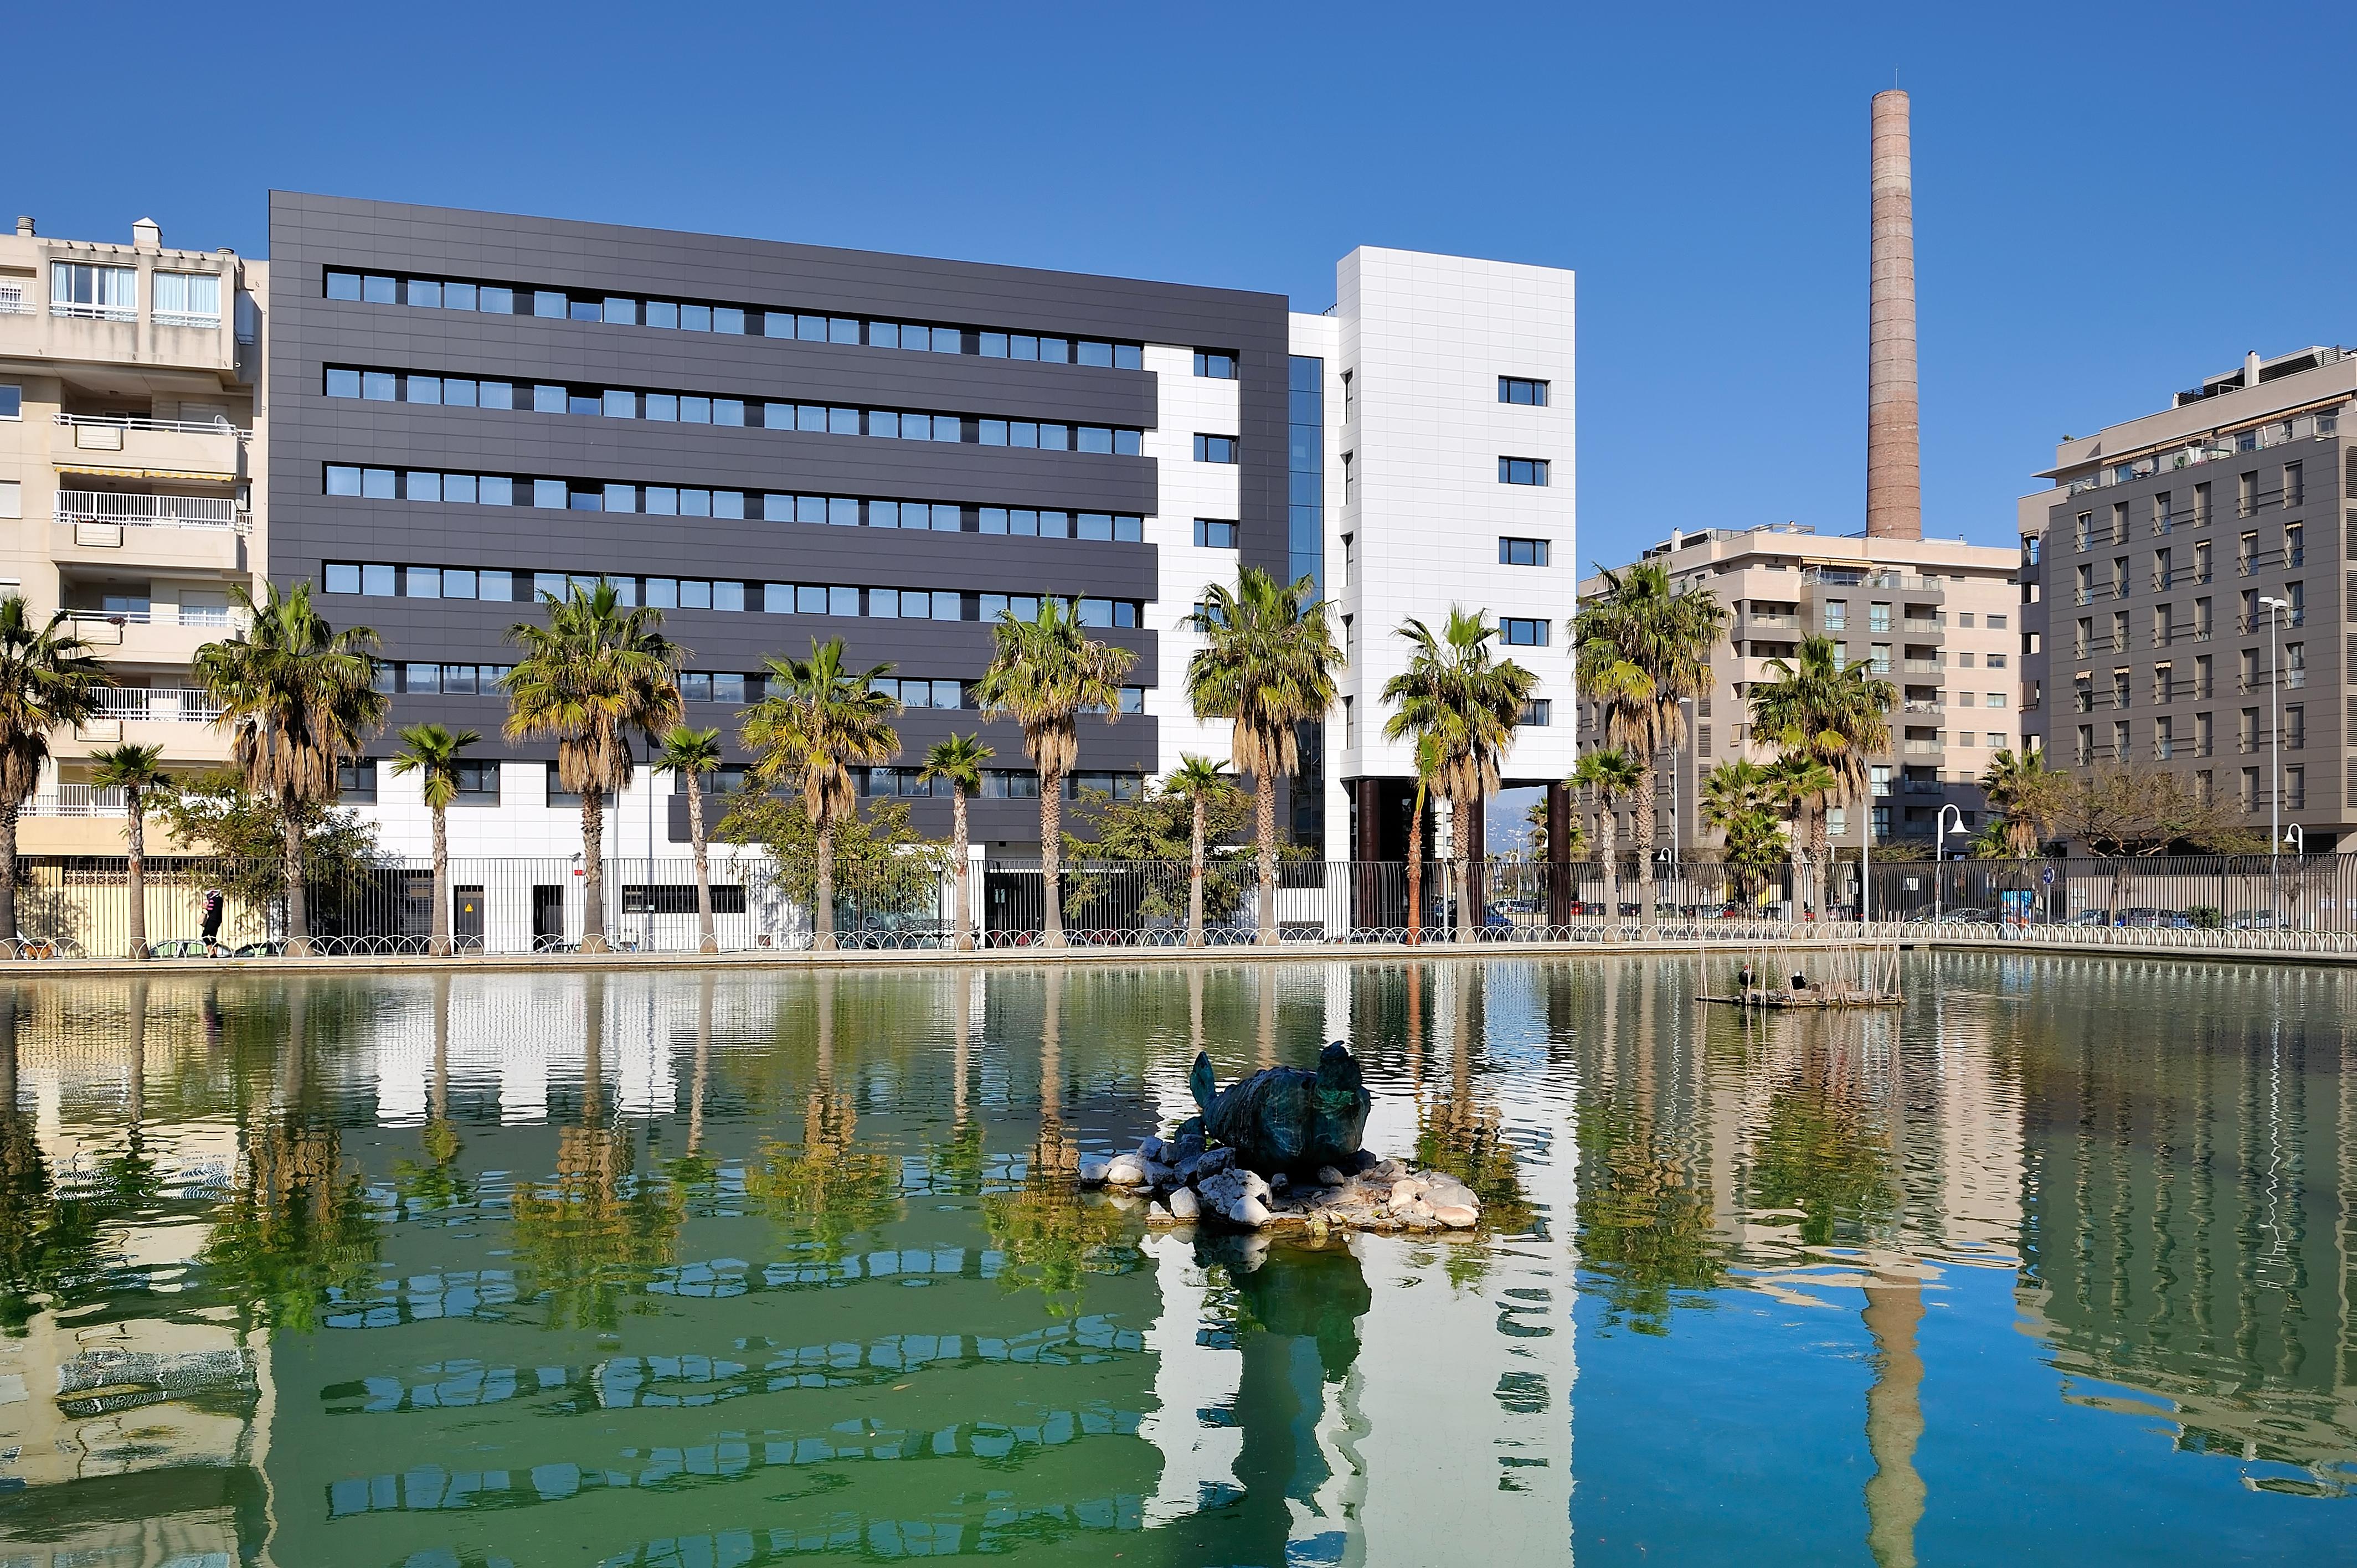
left=2061, top=411, right=2339, bottom=493
left=1901, top=618, right=1943, bottom=634
left=1801, top=569, right=1948, bottom=591
left=151, top=311, right=222, bottom=330
left=22, top=786, right=128, bottom=819
left=1902, top=700, right=1944, bottom=714
left=0, top=285, right=29, bottom=316
left=53, top=411, right=249, bottom=439
left=90, top=687, right=226, bottom=723
left=66, top=607, right=244, bottom=637
left=1902, top=658, right=1944, bottom=674
left=50, top=301, right=137, bottom=323
left=1741, top=613, right=1797, bottom=630
left=1902, top=740, right=1944, bottom=755
left=53, top=490, right=247, bottom=533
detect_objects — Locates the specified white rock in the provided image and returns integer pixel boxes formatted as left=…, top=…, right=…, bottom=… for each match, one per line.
left=1232, top=1194, right=1273, bottom=1227
left=1391, top=1176, right=1429, bottom=1201
left=1433, top=1204, right=1479, bottom=1229
left=1103, top=1154, right=1150, bottom=1187
left=1239, top=1169, right=1272, bottom=1201
left=1167, top=1186, right=1201, bottom=1220
left=1076, top=1157, right=1111, bottom=1187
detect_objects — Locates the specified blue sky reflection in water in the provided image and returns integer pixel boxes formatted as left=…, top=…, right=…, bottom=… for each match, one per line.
left=0, top=955, right=2346, bottom=1565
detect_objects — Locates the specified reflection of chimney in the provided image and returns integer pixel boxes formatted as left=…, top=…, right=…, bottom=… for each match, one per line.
left=1867, top=90, right=1922, bottom=541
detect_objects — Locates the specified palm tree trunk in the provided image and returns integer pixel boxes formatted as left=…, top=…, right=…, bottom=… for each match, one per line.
left=281, top=807, right=310, bottom=955
left=1442, top=787, right=1461, bottom=947
left=125, top=791, right=147, bottom=961
left=1407, top=814, right=1424, bottom=945
left=1255, top=772, right=1279, bottom=946
left=578, top=796, right=608, bottom=952
left=0, top=803, right=18, bottom=952
left=687, top=780, right=716, bottom=953
left=1599, top=805, right=1621, bottom=942
left=951, top=786, right=972, bottom=953
left=1187, top=796, right=1206, bottom=948
left=1038, top=767, right=1065, bottom=948
left=1633, top=773, right=1659, bottom=939
left=814, top=825, right=837, bottom=952
left=429, top=804, right=450, bottom=957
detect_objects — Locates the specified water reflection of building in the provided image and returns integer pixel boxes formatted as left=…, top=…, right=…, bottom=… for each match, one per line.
left=2004, top=960, right=2357, bottom=1489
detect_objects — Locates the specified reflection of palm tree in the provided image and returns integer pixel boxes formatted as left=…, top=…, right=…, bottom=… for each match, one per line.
left=981, top=1177, right=1136, bottom=1319
left=1033, top=968, right=1076, bottom=1177
left=1417, top=967, right=1534, bottom=1263
left=203, top=1115, right=382, bottom=1334
left=747, top=969, right=898, bottom=1260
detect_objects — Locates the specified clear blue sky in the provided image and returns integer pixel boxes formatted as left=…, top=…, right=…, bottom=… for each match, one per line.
left=18, top=1, right=2357, bottom=570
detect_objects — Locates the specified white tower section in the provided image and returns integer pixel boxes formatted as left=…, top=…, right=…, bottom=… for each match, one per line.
left=1328, top=248, right=1578, bottom=847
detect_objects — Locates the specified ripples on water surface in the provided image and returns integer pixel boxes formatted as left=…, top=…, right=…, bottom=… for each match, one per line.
left=0, top=954, right=2348, bottom=1566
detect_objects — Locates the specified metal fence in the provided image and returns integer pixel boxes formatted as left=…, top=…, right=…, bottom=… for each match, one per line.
left=3, top=849, right=2356, bottom=958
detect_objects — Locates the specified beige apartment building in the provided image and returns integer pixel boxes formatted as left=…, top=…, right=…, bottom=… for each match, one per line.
left=2019, top=344, right=2354, bottom=852
left=1579, top=524, right=2023, bottom=856
left=0, top=216, right=264, bottom=852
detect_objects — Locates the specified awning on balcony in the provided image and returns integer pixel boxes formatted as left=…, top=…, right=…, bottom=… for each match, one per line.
left=55, top=462, right=240, bottom=483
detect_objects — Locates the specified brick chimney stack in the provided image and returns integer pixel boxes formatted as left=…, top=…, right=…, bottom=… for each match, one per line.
left=1867, top=89, right=1922, bottom=541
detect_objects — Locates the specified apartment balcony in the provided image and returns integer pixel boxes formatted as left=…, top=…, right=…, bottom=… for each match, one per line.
left=1902, top=658, right=1944, bottom=674
left=53, top=414, right=246, bottom=484
left=65, top=607, right=246, bottom=664
left=1901, top=617, right=1944, bottom=635
left=1901, top=699, right=1944, bottom=715
left=1739, top=613, right=1797, bottom=631
left=1802, top=569, right=1946, bottom=596
left=53, top=490, right=249, bottom=574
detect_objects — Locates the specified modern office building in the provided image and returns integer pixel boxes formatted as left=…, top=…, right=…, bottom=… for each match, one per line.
left=265, top=194, right=1577, bottom=882
left=1578, top=524, right=2021, bottom=853
left=2018, top=344, right=2353, bottom=849
left=0, top=215, right=265, bottom=851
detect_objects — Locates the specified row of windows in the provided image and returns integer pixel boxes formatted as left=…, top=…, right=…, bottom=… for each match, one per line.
left=1499, top=457, right=1550, bottom=487
left=382, top=663, right=515, bottom=695
left=321, top=562, right=1144, bottom=627
left=859, top=767, right=1142, bottom=801
left=1498, top=536, right=1550, bottom=566
left=323, top=368, right=1145, bottom=455
left=1498, top=377, right=1550, bottom=406
left=321, top=466, right=1147, bottom=541
left=49, top=262, right=224, bottom=327
left=324, top=269, right=1147, bottom=368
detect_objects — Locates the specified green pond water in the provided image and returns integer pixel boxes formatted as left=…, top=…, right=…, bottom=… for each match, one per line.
left=0, top=955, right=2348, bottom=1566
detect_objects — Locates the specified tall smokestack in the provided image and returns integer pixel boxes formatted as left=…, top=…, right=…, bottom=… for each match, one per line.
left=1867, top=89, right=1922, bottom=541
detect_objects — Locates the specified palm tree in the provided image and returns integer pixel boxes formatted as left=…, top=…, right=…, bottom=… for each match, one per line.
left=742, top=638, right=899, bottom=952
left=387, top=724, right=478, bottom=957
left=501, top=581, right=680, bottom=953
left=194, top=581, right=385, bottom=955
left=1381, top=608, right=1537, bottom=943
left=1571, top=561, right=1729, bottom=937
left=1760, top=752, right=1837, bottom=916
left=975, top=599, right=1136, bottom=949
left=1980, top=746, right=2067, bottom=859
left=654, top=726, right=725, bottom=955
left=1700, top=757, right=1788, bottom=909
left=1405, top=732, right=1444, bottom=944
left=919, top=733, right=993, bottom=952
left=1569, top=747, right=1644, bottom=936
left=89, top=742, right=169, bottom=960
left=1747, top=635, right=1895, bottom=914
left=0, top=599, right=108, bottom=947
left=1164, top=754, right=1237, bottom=948
left=1183, top=568, right=1342, bottom=946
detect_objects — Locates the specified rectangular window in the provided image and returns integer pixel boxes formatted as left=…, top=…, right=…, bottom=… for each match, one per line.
left=1519, top=699, right=1553, bottom=726
left=0, top=480, right=17, bottom=519
left=1194, top=434, right=1240, bottom=464
left=50, top=262, right=137, bottom=321
left=0, top=385, right=17, bottom=420
left=2285, top=461, right=2304, bottom=508
left=1501, top=618, right=1549, bottom=646
left=1498, top=376, right=1549, bottom=406
left=1823, top=599, right=1847, bottom=630
left=337, top=759, right=378, bottom=803
left=1193, top=518, right=1239, bottom=549
left=1498, top=537, right=1550, bottom=566
left=2287, top=765, right=2306, bottom=810
left=1193, top=349, right=1239, bottom=379
left=1499, top=457, right=1550, bottom=486
left=151, top=271, right=223, bottom=328
left=453, top=761, right=501, bottom=803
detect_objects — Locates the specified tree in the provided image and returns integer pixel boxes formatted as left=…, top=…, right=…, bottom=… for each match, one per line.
left=975, top=599, right=1136, bottom=949
left=0, top=599, right=108, bottom=947
left=718, top=791, right=940, bottom=927
left=1700, top=759, right=1785, bottom=906
left=1164, top=755, right=1242, bottom=948
left=1406, top=733, right=1444, bottom=943
left=1980, top=746, right=2068, bottom=858
left=1746, top=635, right=1894, bottom=913
left=1570, top=748, right=1644, bottom=936
left=652, top=726, right=725, bottom=954
left=1183, top=568, right=1342, bottom=946
left=1571, top=562, right=1729, bottom=938
left=388, top=724, right=478, bottom=956
left=1761, top=754, right=1836, bottom=915
left=89, top=743, right=170, bottom=960
left=158, top=771, right=383, bottom=937
left=1381, top=608, right=1538, bottom=943
left=194, top=581, right=386, bottom=954
left=1521, top=797, right=1584, bottom=864
left=501, top=580, right=680, bottom=953
left=740, top=638, right=899, bottom=951
left=918, top=733, right=993, bottom=952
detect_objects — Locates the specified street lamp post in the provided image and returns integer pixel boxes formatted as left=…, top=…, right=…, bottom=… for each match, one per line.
left=2261, top=594, right=2289, bottom=925
left=1933, top=802, right=1967, bottom=922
